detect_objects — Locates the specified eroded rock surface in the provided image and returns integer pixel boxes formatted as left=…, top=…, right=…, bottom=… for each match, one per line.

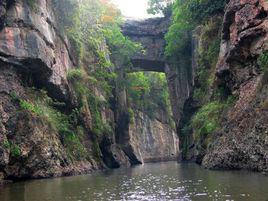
left=0, top=0, right=181, bottom=183
left=126, top=111, right=179, bottom=163
left=202, top=0, right=268, bottom=173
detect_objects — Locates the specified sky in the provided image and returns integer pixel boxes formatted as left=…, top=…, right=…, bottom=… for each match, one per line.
left=111, top=0, right=155, bottom=19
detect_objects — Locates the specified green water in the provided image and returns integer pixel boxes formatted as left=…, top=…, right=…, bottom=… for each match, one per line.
left=0, top=162, right=268, bottom=201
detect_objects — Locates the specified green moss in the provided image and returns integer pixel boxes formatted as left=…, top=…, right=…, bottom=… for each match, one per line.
left=3, top=140, right=21, bottom=157
left=126, top=72, right=173, bottom=122
left=192, top=17, right=222, bottom=104
left=63, top=128, right=88, bottom=161
left=67, top=68, right=86, bottom=82
left=258, top=51, right=268, bottom=71
left=19, top=99, right=43, bottom=115
left=128, top=108, right=135, bottom=124
left=92, top=141, right=102, bottom=161
left=191, top=94, right=237, bottom=142
left=3, top=140, right=10, bottom=149
left=88, top=94, right=112, bottom=136
left=10, top=144, right=21, bottom=157
left=191, top=101, right=223, bottom=138
left=165, top=0, right=225, bottom=59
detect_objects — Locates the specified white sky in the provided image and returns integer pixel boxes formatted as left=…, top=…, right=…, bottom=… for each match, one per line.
left=111, top=0, right=155, bottom=19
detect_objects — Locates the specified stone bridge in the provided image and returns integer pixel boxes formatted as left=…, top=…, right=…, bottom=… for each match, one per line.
left=121, top=17, right=193, bottom=129
left=121, top=17, right=169, bottom=73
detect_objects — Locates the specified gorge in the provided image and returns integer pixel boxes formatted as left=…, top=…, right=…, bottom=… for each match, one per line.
left=0, top=0, right=268, bottom=200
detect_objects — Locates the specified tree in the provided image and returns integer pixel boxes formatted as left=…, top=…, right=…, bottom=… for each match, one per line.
left=147, top=0, right=173, bottom=15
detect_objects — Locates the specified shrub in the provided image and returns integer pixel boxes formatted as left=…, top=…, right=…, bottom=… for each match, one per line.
left=10, top=144, right=21, bottom=157
left=126, top=72, right=173, bottom=120
left=63, top=129, right=88, bottom=161
left=3, top=140, right=10, bottom=149
left=3, top=140, right=21, bottom=157
left=67, top=68, right=86, bottom=82
left=88, top=94, right=112, bottom=136
left=191, top=101, right=224, bottom=137
left=165, top=0, right=225, bottom=59
left=19, top=100, right=43, bottom=115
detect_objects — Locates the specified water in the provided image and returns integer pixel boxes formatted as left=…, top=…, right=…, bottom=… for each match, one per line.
left=0, top=162, right=268, bottom=201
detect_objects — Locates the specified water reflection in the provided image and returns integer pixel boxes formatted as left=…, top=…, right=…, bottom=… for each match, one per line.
left=0, top=162, right=268, bottom=201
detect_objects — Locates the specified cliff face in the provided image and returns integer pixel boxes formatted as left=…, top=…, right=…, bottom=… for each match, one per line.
left=0, top=0, right=180, bottom=183
left=202, top=0, right=268, bottom=172
left=123, top=111, right=179, bottom=164
left=177, top=0, right=268, bottom=173
left=0, top=0, right=101, bottom=181
left=0, top=0, right=75, bottom=103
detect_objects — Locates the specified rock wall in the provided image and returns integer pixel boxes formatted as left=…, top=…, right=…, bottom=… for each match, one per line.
left=0, top=0, right=76, bottom=103
left=0, top=0, right=102, bottom=182
left=0, top=0, right=180, bottom=183
left=202, top=0, right=268, bottom=173
left=123, top=111, right=179, bottom=164
left=0, top=65, right=101, bottom=181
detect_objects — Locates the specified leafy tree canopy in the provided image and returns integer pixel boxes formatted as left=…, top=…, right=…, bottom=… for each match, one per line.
left=147, top=0, right=173, bottom=15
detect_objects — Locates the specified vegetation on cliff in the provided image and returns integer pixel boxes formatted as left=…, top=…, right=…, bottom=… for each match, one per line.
left=65, top=0, right=140, bottom=139
left=164, top=0, right=225, bottom=58
left=126, top=72, right=174, bottom=127
left=149, top=0, right=227, bottom=158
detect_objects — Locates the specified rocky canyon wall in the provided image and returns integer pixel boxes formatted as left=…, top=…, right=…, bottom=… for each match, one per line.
left=0, top=0, right=180, bottom=183
left=122, top=111, right=179, bottom=164
left=202, top=0, right=268, bottom=172
left=177, top=0, right=268, bottom=173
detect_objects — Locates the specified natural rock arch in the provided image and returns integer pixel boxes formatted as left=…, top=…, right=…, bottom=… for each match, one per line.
left=121, top=17, right=168, bottom=73
left=121, top=17, right=193, bottom=129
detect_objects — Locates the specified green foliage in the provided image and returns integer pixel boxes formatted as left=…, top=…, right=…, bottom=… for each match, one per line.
left=92, top=141, right=102, bottom=160
left=66, top=68, right=113, bottom=137
left=191, top=94, right=237, bottom=140
left=26, top=89, right=89, bottom=160
left=126, top=72, right=174, bottom=126
left=3, top=140, right=21, bottom=157
left=191, top=101, right=223, bottom=138
left=19, top=99, right=43, bottom=115
left=65, top=0, right=141, bottom=111
left=67, top=68, right=89, bottom=105
left=192, top=17, right=222, bottom=103
left=165, top=0, right=225, bottom=58
left=63, top=127, right=89, bottom=161
left=88, top=94, right=112, bottom=136
left=147, top=0, right=173, bottom=15
left=103, top=22, right=142, bottom=67
left=126, top=72, right=150, bottom=109
left=10, top=144, right=21, bottom=157
left=128, top=108, right=135, bottom=124
left=258, top=51, right=268, bottom=71
left=67, top=68, right=86, bottom=82
left=3, top=140, right=10, bottom=149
